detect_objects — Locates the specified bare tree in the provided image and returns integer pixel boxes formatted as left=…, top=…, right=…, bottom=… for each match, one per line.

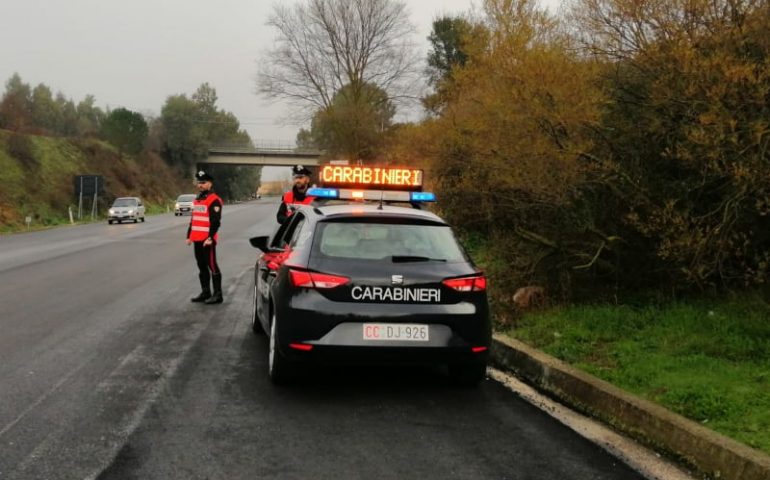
left=257, top=0, right=421, bottom=120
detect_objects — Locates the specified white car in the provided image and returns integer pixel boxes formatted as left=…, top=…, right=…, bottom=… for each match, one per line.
left=108, top=197, right=145, bottom=224
left=174, top=194, right=196, bottom=216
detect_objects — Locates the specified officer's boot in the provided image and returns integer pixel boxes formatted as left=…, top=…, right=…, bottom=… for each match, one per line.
left=191, top=274, right=211, bottom=302
left=191, top=289, right=211, bottom=302
left=205, top=273, right=223, bottom=304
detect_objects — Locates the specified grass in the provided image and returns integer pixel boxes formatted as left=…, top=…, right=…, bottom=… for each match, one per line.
left=0, top=130, right=186, bottom=233
left=0, top=201, right=176, bottom=234
left=506, top=294, right=770, bottom=454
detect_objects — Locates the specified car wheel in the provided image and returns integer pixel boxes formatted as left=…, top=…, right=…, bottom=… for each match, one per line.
left=117, top=220, right=122, bottom=224
left=268, top=309, right=294, bottom=385
left=141, top=217, right=145, bottom=223
left=251, top=284, right=264, bottom=335
left=448, top=362, right=487, bottom=387
left=108, top=220, right=113, bottom=224
left=134, top=218, right=138, bottom=223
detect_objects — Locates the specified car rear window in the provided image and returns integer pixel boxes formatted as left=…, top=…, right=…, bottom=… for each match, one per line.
left=112, top=198, right=137, bottom=207
left=313, top=220, right=467, bottom=262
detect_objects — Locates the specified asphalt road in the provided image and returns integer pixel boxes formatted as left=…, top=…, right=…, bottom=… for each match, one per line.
left=0, top=200, right=645, bottom=480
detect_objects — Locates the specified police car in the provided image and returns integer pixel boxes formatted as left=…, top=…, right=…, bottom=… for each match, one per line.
left=249, top=165, right=490, bottom=385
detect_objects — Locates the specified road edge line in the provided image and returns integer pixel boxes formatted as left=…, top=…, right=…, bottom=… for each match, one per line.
left=489, top=368, right=693, bottom=480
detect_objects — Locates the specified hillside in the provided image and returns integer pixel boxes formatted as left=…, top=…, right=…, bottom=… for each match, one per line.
left=0, top=130, right=189, bottom=232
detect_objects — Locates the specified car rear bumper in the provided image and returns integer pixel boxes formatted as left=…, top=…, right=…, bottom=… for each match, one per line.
left=281, top=343, right=489, bottom=366
left=275, top=295, right=491, bottom=364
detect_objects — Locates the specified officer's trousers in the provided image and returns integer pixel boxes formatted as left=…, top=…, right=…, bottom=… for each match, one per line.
left=193, top=241, right=222, bottom=293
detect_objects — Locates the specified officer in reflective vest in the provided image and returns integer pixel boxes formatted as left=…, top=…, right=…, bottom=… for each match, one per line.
left=187, top=170, right=224, bottom=304
left=276, top=164, right=315, bottom=223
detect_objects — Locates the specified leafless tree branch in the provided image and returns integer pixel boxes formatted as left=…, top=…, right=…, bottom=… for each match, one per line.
left=257, top=0, right=421, bottom=121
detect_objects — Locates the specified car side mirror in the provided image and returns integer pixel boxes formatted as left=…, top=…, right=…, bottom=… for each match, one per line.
left=250, top=236, right=284, bottom=253
left=249, top=236, right=270, bottom=252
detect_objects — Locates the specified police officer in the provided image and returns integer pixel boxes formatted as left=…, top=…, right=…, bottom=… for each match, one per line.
left=187, top=170, right=224, bottom=304
left=276, top=164, right=315, bottom=223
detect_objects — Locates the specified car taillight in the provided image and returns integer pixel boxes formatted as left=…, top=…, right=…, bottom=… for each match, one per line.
left=442, top=275, right=487, bottom=292
left=289, top=269, right=314, bottom=287
left=311, top=272, right=351, bottom=288
left=289, top=269, right=349, bottom=289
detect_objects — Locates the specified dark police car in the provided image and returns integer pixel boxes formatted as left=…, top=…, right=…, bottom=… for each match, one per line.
left=249, top=166, right=490, bottom=385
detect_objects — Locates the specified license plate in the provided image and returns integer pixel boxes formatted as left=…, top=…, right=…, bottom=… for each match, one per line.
left=363, top=324, right=429, bottom=342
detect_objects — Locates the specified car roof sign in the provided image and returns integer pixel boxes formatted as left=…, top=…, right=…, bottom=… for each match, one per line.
left=307, top=188, right=437, bottom=203
left=310, top=163, right=436, bottom=206
left=319, top=165, right=424, bottom=191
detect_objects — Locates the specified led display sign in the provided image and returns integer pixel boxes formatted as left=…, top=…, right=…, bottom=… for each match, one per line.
left=319, top=165, right=423, bottom=191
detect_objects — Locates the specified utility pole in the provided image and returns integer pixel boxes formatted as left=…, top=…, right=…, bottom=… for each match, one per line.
left=78, top=176, right=83, bottom=220
left=91, top=176, right=98, bottom=220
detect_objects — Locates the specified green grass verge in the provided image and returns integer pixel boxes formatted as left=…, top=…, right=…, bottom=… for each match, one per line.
left=507, top=294, right=770, bottom=454
left=0, top=130, right=188, bottom=233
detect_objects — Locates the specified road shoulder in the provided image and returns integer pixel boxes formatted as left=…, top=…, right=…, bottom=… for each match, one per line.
left=490, top=334, right=770, bottom=480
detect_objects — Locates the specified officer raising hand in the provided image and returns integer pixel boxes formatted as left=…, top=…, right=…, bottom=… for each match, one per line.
left=276, top=164, right=315, bottom=223
left=187, top=170, right=224, bottom=304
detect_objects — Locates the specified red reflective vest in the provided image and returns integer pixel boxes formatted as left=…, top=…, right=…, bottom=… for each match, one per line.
left=282, top=190, right=314, bottom=217
left=189, top=193, right=222, bottom=242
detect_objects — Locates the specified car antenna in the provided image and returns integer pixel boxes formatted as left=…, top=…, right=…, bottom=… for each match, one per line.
left=378, top=190, right=384, bottom=210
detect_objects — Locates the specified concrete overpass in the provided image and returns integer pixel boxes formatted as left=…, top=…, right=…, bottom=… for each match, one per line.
left=205, top=146, right=322, bottom=167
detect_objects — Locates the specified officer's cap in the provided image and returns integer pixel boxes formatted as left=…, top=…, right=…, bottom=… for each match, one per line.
left=292, top=165, right=312, bottom=177
left=195, top=170, right=213, bottom=182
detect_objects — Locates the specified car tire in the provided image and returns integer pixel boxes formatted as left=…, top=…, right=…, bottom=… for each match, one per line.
left=251, top=284, right=265, bottom=335
left=268, top=309, right=294, bottom=385
left=117, top=220, right=122, bottom=224
left=448, top=362, right=487, bottom=387
left=134, top=218, right=138, bottom=223
left=141, top=217, right=145, bottom=223
left=108, top=220, right=113, bottom=224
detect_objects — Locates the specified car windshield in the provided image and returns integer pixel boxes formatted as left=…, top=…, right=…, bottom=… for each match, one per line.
left=112, top=198, right=137, bottom=207
left=177, top=195, right=196, bottom=202
left=314, top=221, right=467, bottom=262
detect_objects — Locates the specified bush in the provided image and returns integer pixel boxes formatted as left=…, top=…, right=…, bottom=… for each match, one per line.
left=7, top=133, right=37, bottom=170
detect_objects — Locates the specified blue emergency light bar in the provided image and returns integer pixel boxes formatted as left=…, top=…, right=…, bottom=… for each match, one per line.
left=308, top=188, right=339, bottom=199
left=410, top=192, right=436, bottom=202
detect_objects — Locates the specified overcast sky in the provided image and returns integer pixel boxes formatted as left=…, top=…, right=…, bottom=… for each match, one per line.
left=0, top=0, right=559, bottom=179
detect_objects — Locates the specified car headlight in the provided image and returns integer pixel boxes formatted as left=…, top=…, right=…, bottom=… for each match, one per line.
left=128, top=210, right=134, bottom=214
left=175, top=203, right=180, bottom=209
left=109, top=209, right=115, bottom=214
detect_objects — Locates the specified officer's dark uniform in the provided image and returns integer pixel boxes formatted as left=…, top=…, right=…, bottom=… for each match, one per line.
left=188, top=170, right=224, bottom=304
left=276, top=165, right=315, bottom=223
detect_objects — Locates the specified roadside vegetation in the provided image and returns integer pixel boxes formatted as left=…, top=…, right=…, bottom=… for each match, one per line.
left=0, top=130, right=186, bottom=232
left=0, top=77, right=262, bottom=232
left=507, top=294, right=770, bottom=454
left=274, top=0, right=770, bottom=297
